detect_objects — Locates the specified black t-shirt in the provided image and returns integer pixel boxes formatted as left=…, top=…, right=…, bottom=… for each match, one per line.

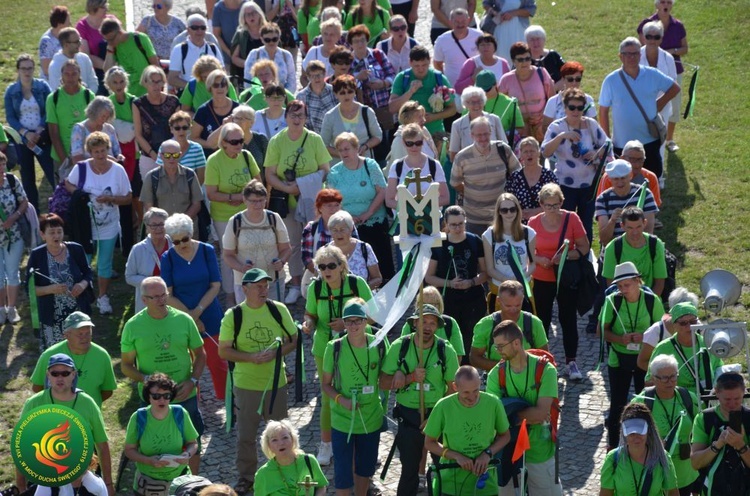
left=430, top=233, right=485, bottom=302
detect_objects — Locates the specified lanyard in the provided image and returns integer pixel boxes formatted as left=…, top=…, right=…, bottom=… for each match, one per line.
left=507, top=358, right=532, bottom=401
left=627, top=446, right=649, bottom=496
left=346, top=335, right=371, bottom=382
left=326, top=280, right=347, bottom=321
left=669, top=338, right=699, bottom=384
left=624, top=295, right=642, bottom=334
left=274, top=457, right=301, bottom=492
left=656, top=391, right=679, bottom=430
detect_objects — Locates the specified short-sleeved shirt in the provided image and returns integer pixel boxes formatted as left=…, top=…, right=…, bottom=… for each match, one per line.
left=602, top=290, right=665, bottom=367
left=471, top=311, right=547, bottom=362
left=218, top=300, right=295, bottom=390
left=254, top=455, right=328, bottom=495
left=485, top=94, right=524, bottom=138
left=31, top=341, right=117, bottom=407
left=390, top=68, right=455, bottom=134
left=543, top=92, right=597, bottom=121
left=204, top=149, right=260, bottom=221
left=594, top=185, right=659, bottom=238
left=45, top=87, right=96, bottom=161
left=155, top=141, right=207, bottom=171
left=20, top=389, right=108, bottom=444
left=528, top=210, right=586, bottom=283
left=486, top=355, right=558, bottom=463
left=504, top=168, right=558, bottom=212
left=542, top=117, right=609, bottom=189
left=400, top=315, right=465, bottom=356
left=0, top=174, right=28, bottom=246
left=221, top=210, right=290, bottom=285
left=637, top=14, right=687, bottom=74
left=482, top=225, right=536, bottom=285
left=327, top=158, right=388, bottom=226
left=179, top=80, right=239, bottom=112
left=67, top=161, right=132, bottom=240
left=323, top=334, right=389, bottom=433
left=343, top=8, right=391, bottom=46
left=114, top=33, right=157, bottom=97
left=423, top=392, right=510, bottom=495
left=642, top=320, right=671, bottom=348
left=382, top=335, right=459, bottom=408
left=140, top=165, right=204, bottom=215
left=296, top=84, right=338, bottom=134
left=38, top=30, right=61, bottom=79
left=433, top=29, right=482, bottom=85
left=597, top=168, right=662, bottom=208
left=306, top=275, right=373, bottom=357
left=602, top=234, right=667, bottom=288
left=498, top=68, right=554, bottom=120
left=429, top=234, right=485, bottom=303
left=76, top=15, right=117, bottom=59
left=120, top=306, right=204, bottom=396
left=124, top=405, right=198, bottom=482
left=600, top=448, right=678, bottom=495
left=169, top=41, right=223, bottom=82
left=647, top=335, right=723, bottom=391
left=388, top=156, right=447, bottom=198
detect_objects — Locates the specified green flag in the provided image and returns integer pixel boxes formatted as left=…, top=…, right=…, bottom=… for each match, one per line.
left=682, top=64, right=700, bottom=119
left=28, top=269, right=40, bottom=329
left=506, top=240, right=533, bottom=300
left=636, top=182, right=648, bottom=209
left=555, top=240, right=570, bottom=292
left=225, top=370, right=234, bottom=433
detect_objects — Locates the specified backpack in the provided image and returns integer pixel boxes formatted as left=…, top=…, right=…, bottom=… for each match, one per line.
left=332, top=334, right=386, bottom=390
left=381, top=37, right=418, bottom=55
left=313, top=273, right=360, bottom=302
left=394, top=157, right=439, bottom=183
left=608, top=290, right=658, bottom=330
left=178, top=41, right=221, bottom=75
left=642, top=385, right=694, bottom=452
left=231, top=209, right=277, bottom=240
left=132, top=32, right=155, bottom=63
left=396, top=333, right=448, bottom=379
left=697, top=407, right=750, bottom=495
left=487, top=311, right=535, bottom=352
left=48, top=161, right=88, bottom=220
left=136, top=405, right=185, bottom=443
left=497, top=350, right=560, bottom=443
left=613, top=233, right=676, bottom=305
left=171, top=475, right=213, bottom=496
left=150, top=167, right=198, bottom=209
left=52, top=88, right=93, bottom=107
left=611, top=447, right=656, bottom=496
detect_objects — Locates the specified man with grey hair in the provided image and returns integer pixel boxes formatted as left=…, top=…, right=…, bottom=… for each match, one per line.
left=168, top=13, right=222, bottom=92
left=47, top=27, right=99, bottom=91
left=597, top=139, right=662, bottom=210
left=599, top=36, right=680, bottom=181
left=433, top=8, right=482, bottom=86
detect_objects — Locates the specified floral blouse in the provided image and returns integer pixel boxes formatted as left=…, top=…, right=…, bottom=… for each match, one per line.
left=0, top=174, right=28, bottom=246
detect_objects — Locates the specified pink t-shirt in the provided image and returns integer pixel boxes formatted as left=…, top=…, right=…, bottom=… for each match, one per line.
left=76, top=15, right=119, bottom=59
left=498, top=68, right=554, bottom=120
left=528, top=210, right=586, bottom=282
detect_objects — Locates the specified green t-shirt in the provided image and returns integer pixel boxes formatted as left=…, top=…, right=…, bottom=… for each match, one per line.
left=382, top=335, right=459, bottom=409
left=602, top=291, right=665, bottom=367
left=110, top=93, right=135, bottom=122
left=45, top=88, right=96, bottom=161
left=632, top=389, right=699, bottom=487
left=241, top=89, right=296, bottom=111
left=115, top=33, right=157, bottom=97
left=600, top=448, right=678, bottom=495
left=297, top=5, right=322, bottom=37
left=124, top=405, right=199, bottom=483
left=120, top=307, right=204, bottom=397
left=400, top=315, right=465, bottom=356
left=391, top=68, right=455, bottom=134
left=204, top=148, right=260, bottom=221
left=266, top=129, right=332, bottom=210
left=305, top=275, right=372, bottom=357
left=343, top=9, right=391, bottom=47
left=20, top=389, right=108, bottom=444
left=322, top=334, right=389, bottom=433
left=471, top=311, right=547, bottom=362
left=647, top=335, right=723, bottom=391
left=0, top=126, right=7, bottom=144
left=602, top=234, right=667, bottom=288
left=218, top=301, right=295, bottom=391
left=31, top=341, right=117, bottom=407
left=180, top=80, right=239, bottom=111
left=484, top=94, right=524, bottom=135
left=486, top=355, right=558, bottom=463
left=254, top=454, right=328, bottom=495
left=423, top=392, right=510, bottom=495
left=691, top=408, right=750, bottom=446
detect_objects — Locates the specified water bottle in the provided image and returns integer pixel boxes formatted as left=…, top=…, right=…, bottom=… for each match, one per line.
left=476, top=472, right=489, bottom=489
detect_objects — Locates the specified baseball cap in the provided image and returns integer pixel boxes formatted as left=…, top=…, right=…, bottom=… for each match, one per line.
left=63, top=311, right=95, bottom=332
left=475, top=70, right=497, bottom=92
left=242, top=268, right=272, bottom=284
left=48, top=353, right=76, bottom=370
left=605, top=159, right=632, bottom=179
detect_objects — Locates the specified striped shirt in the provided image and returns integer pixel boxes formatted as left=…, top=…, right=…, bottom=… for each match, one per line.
left=594, top=183, right=659, bottom=237
left=451, top=141, right=521, bottom=225
left=157, top=141, right=207, bottom=170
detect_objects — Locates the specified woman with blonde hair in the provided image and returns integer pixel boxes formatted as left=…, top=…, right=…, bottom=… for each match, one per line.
left=400, top=285, right=466, bottom=359
left=385, top=101, right=437, bottom=175
left=230, top=2, right=267, bottom=88
left=180, top=55, right=239, bottom=112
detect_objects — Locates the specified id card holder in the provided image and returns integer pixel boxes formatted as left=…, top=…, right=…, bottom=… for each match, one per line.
left=415, top=383, right=431, bottom=391
left=361, top=385, right=375, bottom=395
left=626, top=343, right=641, bottom=351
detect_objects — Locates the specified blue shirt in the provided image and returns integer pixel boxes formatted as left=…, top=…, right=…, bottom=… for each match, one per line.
left=599, top=66, right=675, bottom=148
left=327, top=158, right=387, bottom=226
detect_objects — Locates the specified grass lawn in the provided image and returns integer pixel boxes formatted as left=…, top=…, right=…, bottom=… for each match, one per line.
left=0, top=0, right=749, bottom=491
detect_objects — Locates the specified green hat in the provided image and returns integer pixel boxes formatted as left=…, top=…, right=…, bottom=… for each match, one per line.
left=342, top=300, right=368, bottom=319
left=407, top=304, right=445, bottom=327
left=63, top=311, right=95, bottom=332
left=475, top=70, right=497, bottom=91
left=242, top=268, right=272, bottom=284
left=670, top=302, right=698, bottom=322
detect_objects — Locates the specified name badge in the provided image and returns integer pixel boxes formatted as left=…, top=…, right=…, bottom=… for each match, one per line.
left=626, top=343, right=641, bottom=352
left=414, top=383, right=430, bottom=391
left=361, top=385, right=375, bottom=395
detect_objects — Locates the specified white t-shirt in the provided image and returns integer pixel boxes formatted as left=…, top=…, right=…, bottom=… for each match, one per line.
left=35, top=472, right=107, bottom=496
left=482, top=225, right=536, bottom=285
left=47, top=52, right=99, bottom=91
left=68, top=161, right=131, bottom=240
left=302, top=46, right=334, bottom=77
left=642, top=319, right=673, bottom=348
left=221, top=210, right=290, bottom=285
left=387, top=156, right=447, bottom=197
left=433, top=28, right=482, bottom=86
left=169, top=40, right=222, bottom=81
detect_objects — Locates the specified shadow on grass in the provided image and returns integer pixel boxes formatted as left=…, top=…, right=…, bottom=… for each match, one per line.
left=661, top=152, right=697, bottom=264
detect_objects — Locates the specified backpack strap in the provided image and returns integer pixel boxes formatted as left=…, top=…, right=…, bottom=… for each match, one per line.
left=170, top=405, right=186, bottom=445
left=495, top=142, right=510, bottom=181
left=133, top=33, right=151, bottom=63
left=675, top=386, right=694, bottom=420
left=614, top=235, right=624, bottom=264
left=231, top=304, right=243, bottom=350
left=136, top=407, right=148, bottom=441
left=643, top=386, right=656, bottom=413
left=303, top=454, right=314, bottom=478
left=523, top=226, right=532, bottom=263
left=444, top=317, right=453, bottom=341
left=150, top=169, right=160, bottom=208
left=360, top=241, right=368, bottom=266
left=396, top=333, right=413, bottom=376
left=266, top=299, right=293, bottom=341
left=347, top=274, right=360, bottom=297
left=497, top=361, right=508, bottom=397
left=436, top=338, right=447, bottom=376
left=361, top=106, right=371, bottom=141
left=265, top=209, right=278, bottom=238
left=489, top=311, right=503, bottom=354
left=521, top=311, right=533, bottom=349
left=333, top=339, right=342, bottom=389
left=609, top=293, right=624, bottom=329
left=188, top=78, right=197, bottom=96
left=181, top=42, right=189, bottom=75
left=427, top=157, right=438, bottom=179
left=232, top=212, right=243, bottom=238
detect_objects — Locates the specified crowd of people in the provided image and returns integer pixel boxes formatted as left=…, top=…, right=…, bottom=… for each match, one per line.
left=6, top=0, right=750, bottom=494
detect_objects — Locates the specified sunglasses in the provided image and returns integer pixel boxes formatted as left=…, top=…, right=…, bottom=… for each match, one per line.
left=344, top=318, right=366, bottom=326
left=173, top=236, right=191, bottom=246
left=190, top=25, right=207, bottom=31
left=645, top=34, right=662, bottom=40
left=567, top=104, right=585, bottom=111
left=152, top=3, right=162, bottom=8
left=50, top=370, right=73, bottom=377
left=565, top=76, right=583, bottom=83
left=317, top=262, right=339, bottom=271
left=390, top=25, right=407, bottom=32
left=224, top=138, right=244, bottom=146
left=212, top=80, right=228, bottom=89
left=515, top=56, right=532, bottom=63
left=150, top=392, right=173, bottom=400
left=676, top=319, right=698, bottom=326
left=337, top=90, right=355, bottom=95
left=404, top=140, right=424, bottom=147
left=263, top=37, right=279, bottom=43
left=161, top=151, right=181, bottom=159
left=499, top=207, right=518, bottom=214
left=172, top=125, right=190, bottom=131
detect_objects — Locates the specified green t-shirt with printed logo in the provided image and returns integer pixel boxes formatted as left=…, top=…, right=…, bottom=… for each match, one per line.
left=602, top=234, right=667, bottom=288
left=20, top=389, right=108, bottom=444
left=382, top=335, right=459, bottom=409
left=486, top=355, right=558, bottom=464
left=471, top=311, right=548, bottom=362
left=602, top=291, right=665, bottom=367
left=218, top=301, right=295, bottom=391
left=400, top=315, right=465, bottom=356
left=600, top=447, right=678, bottom=495
left=204, top=148, right=260, bottom=221
left=423, top=392, right=510, bottom=496
left=323, top=334, right=389, bottom=434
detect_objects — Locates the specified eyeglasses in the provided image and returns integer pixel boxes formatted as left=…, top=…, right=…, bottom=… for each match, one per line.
left=171, top=125, right=190, bottom=131
left=150, top=392, right=173, bottom=400
left=337, top=90, right=355, bottom=95
left=404, top=140, right=424, bottom=148
left=317, top=262, right=339, bottom=271
left=493, top=340, right=515, bottom=352
left=344, top=318, right=366, bottom=326
left=567, top=104, right=585, bottom=112
left=190, top=25, right=207, bottom=31
left=263, top=37, right=280, bottom=43
left=308, top=73, right=325, bottom=80
left=330, top=227, right=350, bottom=234
left=447, top=221, right=465, bottom=228
left=390, top=25, right=407, bottom=32
left=143, top=292, right=169, bottom=300
left=542, top=202, right=561, bottom=210
left=499, top=207, right=518, bottom=214
left=147, top=223, right=165, bottom=229
left=288, top=113, right=305, bottom=120
left=172, top=236, right=191, bottom=246
left=620, top=51, right=640, bottom=57
left=645, top=34, right=662, bottom=41
left=467, top=99, right=484, bottom=106
left=653, top=374, right=678, bottom=383
left=212, top=80, right=228, bottom=89
left=514, top=56, right=532, bottom=63
left=246, top=198, right=266, bottom=204
left=565, top=76, right=583, bottom=83
left=152, top=3, right=162, bottom=8
left=675, top=319, right=698, bottom=327
left=49, top=370, right=73, bottom=377
left=223, top=138, right=244, bottom=146
left=161, top=151, right=181, bottom=159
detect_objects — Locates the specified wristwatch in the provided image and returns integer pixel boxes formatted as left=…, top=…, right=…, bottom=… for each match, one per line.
left=483, top=448, right=492, bottom=457
left=739, top=445, right=749, bottom=455
left=190, top=377, right=199, bottom=387
left=709, top=442, right=721, bottom=454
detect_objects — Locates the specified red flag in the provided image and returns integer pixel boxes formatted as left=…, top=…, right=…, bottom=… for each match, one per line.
left=512, top=419, right=530, bottom=463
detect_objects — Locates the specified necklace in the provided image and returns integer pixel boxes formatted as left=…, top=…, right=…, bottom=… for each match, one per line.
left=274, top=456, right=302, bottom=492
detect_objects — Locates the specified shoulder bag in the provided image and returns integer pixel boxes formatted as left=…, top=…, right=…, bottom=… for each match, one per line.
left=618, top=70, right=667, bottom=145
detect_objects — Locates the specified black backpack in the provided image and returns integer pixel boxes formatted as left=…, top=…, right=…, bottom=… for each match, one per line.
left=313, top=273, right=360, bottom=302
left=608, top=291, right=658, bottom=330
left=396, top=332, right=448, bottom=380
left=394, top=157, right=439, bottom=182
left=698, top=407, right=750, bottom=495
left=332, top=335, right=386, bottom=390
left=613, top=233, right=676, bottom=305
left=487, top=311, right=535, bottom=352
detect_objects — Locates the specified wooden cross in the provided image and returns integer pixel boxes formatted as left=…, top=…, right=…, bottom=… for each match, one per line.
left=403, top=168, right=433, bottom=201
left=297, top=475, right=318, bottom=496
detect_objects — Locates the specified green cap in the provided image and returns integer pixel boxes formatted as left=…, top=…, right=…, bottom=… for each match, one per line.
left=407, top=304, right=445, bottom=327
left=670, top=302, right=698, bottom=322
left=242, top=268, right=272, bottom=284
left=63, top=311, right=95, bottom=332
left=475, top=70, right=497, bottom=91
left=342, top=300, right=368, bottom=319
